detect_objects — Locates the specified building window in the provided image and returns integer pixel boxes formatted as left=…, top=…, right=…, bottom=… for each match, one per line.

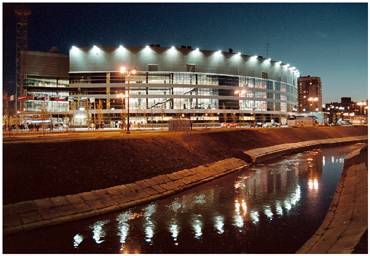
left=186, top=64, right=196, bottom=72
left=148, top=64, right=158, bottom=71
left=262, top=72, right=268, bottom=79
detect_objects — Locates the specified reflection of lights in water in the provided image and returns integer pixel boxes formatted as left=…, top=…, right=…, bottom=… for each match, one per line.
left=241, top=199, right=247, bottom=215
left=290, top=185, right=301, bottom=206
left=323, top=156, right=325, bottom=166
left=284, top=200, right=292, bottom=211
left=144, top=203, right=156, bottom=244
left=213, top=215, right=224, bottom=234
left=73, top=234, right=84, bottom=248
left=90, top=220, right=109, bottom=244
left=168, top=199, right=182, bottom=212
left=307, top=158, right=313, bottom=161
left=169, top=218, right=180, bottom=243
left=117, top=211, right=132, bottom=245
left=276, top=201, right=283, bottom=216
left=339, top=157, right=344, bottom=164
left=250, top=210, right=259, bottom=224
left=234, top=200, right=241, bottom=214
left=263, top=206, right=273, bottom=220
left=331, top=156, right=334, bottom=163
left=191, top=214, right=203, bottom=239
left=194, top=194, right=206, bottom=205
left=308, top=178, right=319, bottom=190
left=122, top=248, right=141, bottom=254
left=234, top=198, right=247, bottom=216
left=145, top=220, right=155, bottom=243
left=233, top=214, right=244, bottom=229
left=144, top=203, right=156, bottom=217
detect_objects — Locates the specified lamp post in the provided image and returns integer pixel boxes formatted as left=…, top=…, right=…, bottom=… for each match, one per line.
left=120, top=66, right=136, bottom=134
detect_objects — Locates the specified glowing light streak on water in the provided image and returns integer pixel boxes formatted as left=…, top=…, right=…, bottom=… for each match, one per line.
left=73, top=234, right=84, bottom=248
left=116, top=211, right=132, bottom=245
left=90, top=220, right=109, bottom=244
left=213, top=215, right=225, bottom=234
left=191, top=214, right=203, bottom=239
left=250, top=210, right=260, bottom=224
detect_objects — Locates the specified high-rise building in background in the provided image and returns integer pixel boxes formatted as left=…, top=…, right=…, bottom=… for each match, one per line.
left=298, top=76, right=322, bottom=112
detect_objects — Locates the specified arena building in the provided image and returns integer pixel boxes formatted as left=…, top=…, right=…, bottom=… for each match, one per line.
left=68, top=44, right=299, bottom=127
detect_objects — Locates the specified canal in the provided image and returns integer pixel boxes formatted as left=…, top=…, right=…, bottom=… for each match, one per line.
left=4, top=143, right=365, bottom=253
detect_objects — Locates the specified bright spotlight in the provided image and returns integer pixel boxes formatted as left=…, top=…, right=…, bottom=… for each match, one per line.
left=250, top=55, right=258, bottom=60
left=170, top=46, right=175, bottom=49
left=237, top=52, right=241, bottom=55
left=195, top=47, right=200, bottom=51
left=120, top=66, right=127, bottom=74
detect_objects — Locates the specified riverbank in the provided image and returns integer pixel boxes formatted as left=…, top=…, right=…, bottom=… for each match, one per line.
left=4, top=126, right=367, bottom=204
left=298, top=145, right=368, bottom=253
left=4, top=135, right=367, bottom=235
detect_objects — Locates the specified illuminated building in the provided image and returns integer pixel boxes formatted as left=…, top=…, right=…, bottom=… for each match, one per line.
left=68, top=45, right=299, bottom=126
left=20, top=49, right=70, bottom=124
left=298, top=76, right=322, bottom=112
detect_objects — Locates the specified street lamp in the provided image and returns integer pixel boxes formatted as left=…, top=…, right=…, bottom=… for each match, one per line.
left=120, top=66, right=136, bottom=134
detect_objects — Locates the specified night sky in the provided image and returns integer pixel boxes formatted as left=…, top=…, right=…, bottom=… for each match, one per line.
left=3, top=3, right=368, bottom=103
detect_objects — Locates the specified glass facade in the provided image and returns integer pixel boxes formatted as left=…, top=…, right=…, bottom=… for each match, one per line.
left=69, top=71, right=297, bottom=115
left=23, top=75, right=70, bottom=113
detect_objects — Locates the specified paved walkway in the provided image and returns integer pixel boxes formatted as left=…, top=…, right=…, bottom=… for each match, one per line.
left=4, top=135, right=367, bottom=236
left=297, top=146, right=368, bottom=253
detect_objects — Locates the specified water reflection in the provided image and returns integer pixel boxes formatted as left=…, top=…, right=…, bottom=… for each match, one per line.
left=213, top=215, right=224, bottom=235
left=117, top=211, right=132, bottom=247
left=168, top=218, right=180, bottom=244
left=7, top=144, right=362, bottom=254
left=308, top=178, right=319, bottom=190
left=191, top=214, right=203, bottom=239
left=250, top=210, right=260, bottom=224
left=263, top=205, right=273, bottom=220
left=90, top=220, right=109, bottom=244
left=275, top=201, right=283, bottom=216
left=143, top=203, right=156, bottom=244
left=73, top=234, right=84, bottom=248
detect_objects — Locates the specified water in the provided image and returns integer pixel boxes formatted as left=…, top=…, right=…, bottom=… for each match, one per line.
left=4, top=143, right=364, bottom=253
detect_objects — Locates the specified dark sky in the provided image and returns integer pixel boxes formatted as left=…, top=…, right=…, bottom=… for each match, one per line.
left=3, top=3, right=368, bottom=103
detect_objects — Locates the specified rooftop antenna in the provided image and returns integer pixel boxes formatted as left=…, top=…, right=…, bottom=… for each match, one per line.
left=265, top=42, right=270, bottom=58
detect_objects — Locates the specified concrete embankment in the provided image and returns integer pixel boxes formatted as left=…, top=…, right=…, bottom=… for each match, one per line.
left=297, top=145, right=368, bottom=253
left=4, top=135, right=367, bottom=235
left=4, top=126, right=367, bottom=204
left=4, top=158, right=247, bottom=235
